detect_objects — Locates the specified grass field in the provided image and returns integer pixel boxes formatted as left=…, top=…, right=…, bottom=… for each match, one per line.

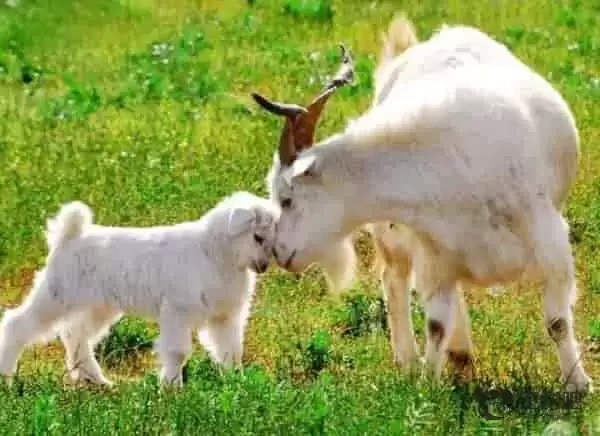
left=0, top=0, right=599, bottom=433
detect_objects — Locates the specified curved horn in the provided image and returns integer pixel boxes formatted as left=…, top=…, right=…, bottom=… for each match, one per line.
left=252, top=44, right=355, bottom=166
left=292, top=43, right=355, bottom=152
left=251, top=93, right=308, bottom=117
left=325, top=43, right=355, bottom=90
left=252, top=93, right=307, bottom=166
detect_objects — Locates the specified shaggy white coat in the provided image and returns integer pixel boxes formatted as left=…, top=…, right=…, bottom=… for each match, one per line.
left=0, top=191, right=279, bottom=386
left=362, top=19, right=581, bottom=383
left=265, top=17, right=591, bottom=392
left=355, top=18, right=581, bottom=383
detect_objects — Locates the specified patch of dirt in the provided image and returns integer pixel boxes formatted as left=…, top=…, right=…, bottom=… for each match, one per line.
left=0, top=267, right=37, bottom=307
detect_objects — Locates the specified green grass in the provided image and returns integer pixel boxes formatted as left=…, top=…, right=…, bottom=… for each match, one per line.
left=0, top=0, right=599, bottom=433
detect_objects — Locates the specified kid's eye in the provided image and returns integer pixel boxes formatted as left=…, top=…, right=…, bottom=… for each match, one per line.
left=281, top=198, right=292, bottom=209
left=254, top=234, right=264, bottom=245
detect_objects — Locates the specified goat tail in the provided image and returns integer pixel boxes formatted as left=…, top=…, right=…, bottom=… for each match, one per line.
left=45, top=201, right=93, bottom=251
left=379, top=13, right=418, bottom=67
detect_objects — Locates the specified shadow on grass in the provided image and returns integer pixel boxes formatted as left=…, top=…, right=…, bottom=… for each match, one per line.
left=451, top=376, right=589, bottom=422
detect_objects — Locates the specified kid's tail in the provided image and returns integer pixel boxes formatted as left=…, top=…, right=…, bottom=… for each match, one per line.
left=45, top=201, right=93, bottom=251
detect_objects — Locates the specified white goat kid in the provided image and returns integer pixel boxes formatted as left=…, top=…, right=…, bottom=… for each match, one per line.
left=0, top=192, right=279, bottom=386
left=252, top=22, right=591, bottom=392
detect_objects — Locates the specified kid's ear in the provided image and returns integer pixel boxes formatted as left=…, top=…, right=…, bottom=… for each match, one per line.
left=227, top=207, right=256, bottom=236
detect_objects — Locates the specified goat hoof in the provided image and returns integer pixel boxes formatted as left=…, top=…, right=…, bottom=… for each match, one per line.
left=565, top=376, right=593, bottom=394
left=67, top=373, right=114, bottom=388
left=393, top=354, right=420, bottom=370
left=447, top=350, right=476, bottom=383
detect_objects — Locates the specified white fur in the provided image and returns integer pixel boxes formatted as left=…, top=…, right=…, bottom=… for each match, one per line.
left=363, top=21, right=580, bottom=385
left=266, top=19, right=591, bottom=392
left=45, top=200, right=93, bottom=253
left=0, top=191, right=279, bottom=386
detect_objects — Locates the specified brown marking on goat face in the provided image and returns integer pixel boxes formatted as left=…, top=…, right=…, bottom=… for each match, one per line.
left=547, top=317, right=568, bottom=343
left=428, top=319, right=445, bottom=348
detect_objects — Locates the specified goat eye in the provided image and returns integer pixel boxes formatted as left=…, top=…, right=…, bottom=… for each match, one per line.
left=281, top=198, right=292, bottom=209
left=254, top=234, right=264, bottom=245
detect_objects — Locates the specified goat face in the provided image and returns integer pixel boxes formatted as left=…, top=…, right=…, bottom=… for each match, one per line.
left=252, top=44, right=356, bottom=272
left=226, top=193, right=280, bottom=274
left=266, top=152, right=347, bottom=272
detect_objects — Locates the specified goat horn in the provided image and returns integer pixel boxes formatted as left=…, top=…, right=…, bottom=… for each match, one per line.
left=252, top=44, right=355, bottom=166
left=291, top=43, right=355, bottom=152
left=252, top=93, right=306, bottom=166
left=323, top=43, right=355, bottom=91
left=278, top=118, right=297, bottom=167
left=251, top=93, right=308, bottom=117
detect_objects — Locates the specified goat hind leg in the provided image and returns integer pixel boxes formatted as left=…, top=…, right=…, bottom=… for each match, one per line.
left=0, top=273, right=69, bottom=377
left=200, top=317, right=244, bottom=370
left=445, top=287, right=476, bottom=382
left=536, top=213, right=592, bottom=393
left=59, top=305, right=121, bottom=386
left=422, top=287, right=458, bottom=382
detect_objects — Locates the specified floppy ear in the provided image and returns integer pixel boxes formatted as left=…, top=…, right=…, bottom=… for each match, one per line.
left=282, top=154, right=318, bottom=186
left=227, top=207, right=256, bottom=236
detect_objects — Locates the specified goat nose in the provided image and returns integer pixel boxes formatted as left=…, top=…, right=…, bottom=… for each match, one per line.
left=258, top=260, right=269, bottom=273
left=273, top=243, right=287, bottom=264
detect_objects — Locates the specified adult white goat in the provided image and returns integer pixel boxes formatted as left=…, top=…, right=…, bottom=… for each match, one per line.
left=365, top=17, right=582, bottom=383
left=251, top=17, right=592, bottom=392
left=0, top=192, right=279, bottom=386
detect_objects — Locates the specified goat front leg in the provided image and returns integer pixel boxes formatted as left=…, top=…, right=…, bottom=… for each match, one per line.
left=372, top=223, right=419, bottom=373
left=198, top=315, right=245, bottom=370
left=318, top=236, right=357, bottom=293
left=381, top=262, right=419, bottom=373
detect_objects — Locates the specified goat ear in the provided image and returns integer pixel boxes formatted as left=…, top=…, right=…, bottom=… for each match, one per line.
left=227, top=207, right=256, bottom=236
left=282, top=154, right=318, bottom=186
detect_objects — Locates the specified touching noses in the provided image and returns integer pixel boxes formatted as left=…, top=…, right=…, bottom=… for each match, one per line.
left=272, top=244, right=282, bottom=264
left=272, top=243, right=296, bottom=270
left=272, top=242, right=286, bottom=263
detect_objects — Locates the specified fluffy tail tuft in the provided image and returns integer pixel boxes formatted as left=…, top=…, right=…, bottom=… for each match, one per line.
left=46, top=201, right=93, bottom=251
left=379, top=13, right=418, bottom=67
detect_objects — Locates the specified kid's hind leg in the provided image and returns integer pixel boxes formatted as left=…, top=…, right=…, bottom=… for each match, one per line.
left=156, top=308, right=193, bottom=387
left=0, top=271, right=72, bottom=377
left=59, top=305, right=122, bottom=386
